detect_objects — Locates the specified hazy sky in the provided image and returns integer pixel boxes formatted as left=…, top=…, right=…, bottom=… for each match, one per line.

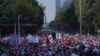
left=37, top=0, right=56, bottom=23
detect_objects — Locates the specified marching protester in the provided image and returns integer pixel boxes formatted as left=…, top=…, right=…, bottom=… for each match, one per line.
left=0, top=32, right=99, bottom=56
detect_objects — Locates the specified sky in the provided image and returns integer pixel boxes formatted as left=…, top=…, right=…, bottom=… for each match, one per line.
left=37, top=0, right=56, bottom=23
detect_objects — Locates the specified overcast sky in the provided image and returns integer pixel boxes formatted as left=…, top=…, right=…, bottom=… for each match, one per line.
left=37, top=0, right=56, bottom=23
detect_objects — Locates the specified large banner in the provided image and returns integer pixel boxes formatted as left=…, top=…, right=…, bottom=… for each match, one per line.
left=26, top=34, right=39, bottom=43
left=10, top=35, right=21, bottom=45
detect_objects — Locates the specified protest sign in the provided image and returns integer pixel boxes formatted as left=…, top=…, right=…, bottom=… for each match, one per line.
left=26, top=34, right=39, bottom=43
left=10, top=35, right=21, bottom=45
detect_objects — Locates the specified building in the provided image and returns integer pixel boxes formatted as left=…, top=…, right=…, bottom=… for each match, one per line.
left=60, top=0, right=72, bottom=8
left=55, top=0, right=72, bottom=13
left=55, top=0, right=60, bottom=13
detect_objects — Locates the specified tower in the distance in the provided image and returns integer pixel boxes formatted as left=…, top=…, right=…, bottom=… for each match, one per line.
left=60, top=0, right=72, bottom=9
left=55, top=0, right=60, bottom=13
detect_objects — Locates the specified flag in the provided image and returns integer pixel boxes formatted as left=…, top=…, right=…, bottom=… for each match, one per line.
left=56, top=33, right=62, bottom=39
left=48, top=34, right=53, bottom=44
left=46, top=35, right=50, bottom=45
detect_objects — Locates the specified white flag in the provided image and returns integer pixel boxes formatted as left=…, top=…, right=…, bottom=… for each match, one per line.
left=56, top=33, right=62, bottom=39
left=48, top=34, right=53, bottom=43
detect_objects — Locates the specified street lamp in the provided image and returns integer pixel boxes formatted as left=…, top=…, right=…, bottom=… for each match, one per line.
left=14, top=24, right=16, bottom=35
left=18, top=14, right=23, bottom=36
left=79, top=0, right=82, bottom=38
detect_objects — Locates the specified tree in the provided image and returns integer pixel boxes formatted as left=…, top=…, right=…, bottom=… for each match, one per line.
left=92, top=0, right=100, bottom=32
left=74, top=0, right=100, bottom=34
left=0, top=0, right=44, bottom=35
left=50, top=0, right=100, bottom=34
left=93, top=15, right=100, bottom=32
left=50, top=2, right=79, bottom=33
left=0, top=0, right=3, bottom=18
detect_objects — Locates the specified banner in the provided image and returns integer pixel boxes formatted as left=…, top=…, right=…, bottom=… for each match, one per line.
left=10, top=35, right=21, bottom=45
left=26, top=34, right=39, bottom=43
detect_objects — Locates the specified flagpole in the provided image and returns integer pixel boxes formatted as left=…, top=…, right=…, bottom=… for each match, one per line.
left=79, top=0, right=82, bottom=38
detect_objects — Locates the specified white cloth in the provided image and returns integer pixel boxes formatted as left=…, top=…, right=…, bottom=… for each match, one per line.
left=27, top=34, right=39, bottom=43
left=71, top=53, right=79, bottom=56
left=33, top=35, right=39, bottom=43
left=56, top=33, right=62, bottom=39
left=26, top=34, right=33, bottom=43
left=48, top=34, right=53, bottom=43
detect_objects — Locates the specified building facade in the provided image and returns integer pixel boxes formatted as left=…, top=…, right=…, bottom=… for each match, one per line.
left=55, top=0, right=60, bottom=13
left=61, top=0, right=72, bottom=9
left=55, top=0, right=72, bottom=13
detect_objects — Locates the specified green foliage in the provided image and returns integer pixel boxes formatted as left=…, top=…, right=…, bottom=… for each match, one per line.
left=73, top=0, right=100, bottom=33
left=50, top=0, right=100, bottom=34
left=0, top=0, right=44, bottom=35
left=2, top=0, right=38, bottom=17
left=93, top=15, right=100, bottom=31
left=50, top=2, right=79, bottom=33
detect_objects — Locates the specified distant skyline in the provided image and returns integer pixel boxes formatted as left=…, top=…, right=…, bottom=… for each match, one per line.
left=55, top=0, right=72, bottom=13
left=60, top=0, right=72, bottom=8
left=37, top=0, right=71, bottom=23
left=56, top=0, right=60, bottom=13
left=37, top=0, right=55, bottom=23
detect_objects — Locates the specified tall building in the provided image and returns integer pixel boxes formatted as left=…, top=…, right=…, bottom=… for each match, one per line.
left=55, top=0, right=60, bottom=13
left=60, top=0, right=72, bottom=9
left=55, top=0, right=72, bottom=13
left=60, top=0, right=66, bottom=8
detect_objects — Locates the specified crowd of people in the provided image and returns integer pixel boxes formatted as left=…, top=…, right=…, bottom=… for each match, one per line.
left=0, top=32, right=100, bottom=56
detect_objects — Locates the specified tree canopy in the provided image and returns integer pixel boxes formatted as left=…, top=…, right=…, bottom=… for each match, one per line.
left=49, top=2, right=79, bottom=33
left=0, top=0, right=44, bottom=35
left=50, top=0, right=100, bottom=34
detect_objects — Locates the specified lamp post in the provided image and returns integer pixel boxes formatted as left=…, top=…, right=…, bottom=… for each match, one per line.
left=79, top=0, right=82, bottom=38
left=18, top=14, right=23, bottom=36
left=14, top=24, right=16, bottom=35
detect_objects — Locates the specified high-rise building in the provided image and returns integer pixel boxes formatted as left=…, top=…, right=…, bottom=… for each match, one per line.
left=61, top=0, right=72, bottom=8
left=55, top=0, right=60, bottom=13
left=55, top=0, right=72, bottom=13
left=60, top=0, right=65, bottom=8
